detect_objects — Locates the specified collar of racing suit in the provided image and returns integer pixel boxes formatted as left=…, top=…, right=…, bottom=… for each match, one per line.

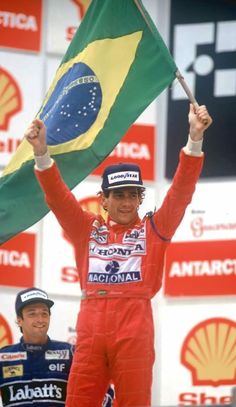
left=20, top=336, right=50, bottom=352
left=107, top=214, right=141, bottom=233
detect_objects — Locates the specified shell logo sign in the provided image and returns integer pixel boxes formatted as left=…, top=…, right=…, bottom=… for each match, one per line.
left=0, top=67, right=22, bottom=131
left=0, top=314, right=13, bottom=348
left=181, top=317, right=236, bottom=387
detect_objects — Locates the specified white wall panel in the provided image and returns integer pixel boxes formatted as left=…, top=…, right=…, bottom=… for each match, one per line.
left=0, top=52, right=43, bottom=167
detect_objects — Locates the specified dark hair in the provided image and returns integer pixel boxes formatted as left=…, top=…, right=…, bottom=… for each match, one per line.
left=98, top=187, right=145, bottom=200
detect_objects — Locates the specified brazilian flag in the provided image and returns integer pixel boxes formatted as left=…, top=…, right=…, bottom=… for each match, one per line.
left=0, top=0, right=177, bottom=244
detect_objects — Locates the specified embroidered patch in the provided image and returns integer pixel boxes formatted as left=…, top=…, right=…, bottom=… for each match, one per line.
left=45, top=350, right=70, bottom=360
left=88, top=256, right=142, bottom=284
left=3, top=364, right=23, bottom=378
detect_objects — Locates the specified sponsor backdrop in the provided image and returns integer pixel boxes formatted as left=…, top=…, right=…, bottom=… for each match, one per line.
left=0, top=1, right=235, bottom=406
left=164, top=182, right=236, bottom=297
left=156, top=301, right=236, bottom=406
left=166, top=0, right=236, bottom=179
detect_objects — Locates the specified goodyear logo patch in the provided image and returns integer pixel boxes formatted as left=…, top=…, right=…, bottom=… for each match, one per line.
left=3, top=364, right=23, bottom=378
left=108, top=170, right=139, bottom=184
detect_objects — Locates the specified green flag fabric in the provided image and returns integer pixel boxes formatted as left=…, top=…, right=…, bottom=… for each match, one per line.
left=0, top=0, right=177, bottom=244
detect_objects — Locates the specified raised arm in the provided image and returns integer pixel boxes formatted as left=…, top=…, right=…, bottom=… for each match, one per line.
left=153, top=104, right=212, bottom=240
left=25, top=119, right=93, bottom=244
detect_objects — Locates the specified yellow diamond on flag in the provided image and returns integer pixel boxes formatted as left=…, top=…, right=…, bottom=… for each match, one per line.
left=4, top=32, right=142, bottom=177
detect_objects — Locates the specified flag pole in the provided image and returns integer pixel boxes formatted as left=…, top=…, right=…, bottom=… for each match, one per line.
left=176, top=69, right=209, bottom=124
left=175, top=69, right=199, bottom=107
left=134, top=0, right=208, bottom=124
left=133, top=0, right=155, bottom=34
left=133, top=0, right=199, bottom=109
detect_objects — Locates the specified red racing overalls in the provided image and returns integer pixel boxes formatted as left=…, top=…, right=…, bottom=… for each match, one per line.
left=35, top=150, right=203, bottom=407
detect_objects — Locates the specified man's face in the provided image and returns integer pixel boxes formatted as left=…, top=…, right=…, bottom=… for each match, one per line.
left=17, top=303, right=50, bottom=344
left=102, top=187, right=142, bottom=225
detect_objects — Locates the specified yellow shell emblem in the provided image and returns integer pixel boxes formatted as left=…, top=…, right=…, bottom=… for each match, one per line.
left=0, top=67, right=22, bottom=131
left=181, top=317, right=236, bottom=386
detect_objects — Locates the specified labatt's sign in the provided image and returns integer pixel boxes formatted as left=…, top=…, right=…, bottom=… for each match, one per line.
left=179, top=318, right=236, bottom=405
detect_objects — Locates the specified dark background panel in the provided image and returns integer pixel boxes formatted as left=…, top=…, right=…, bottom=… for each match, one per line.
left=166, top=0, right=236, bottom=179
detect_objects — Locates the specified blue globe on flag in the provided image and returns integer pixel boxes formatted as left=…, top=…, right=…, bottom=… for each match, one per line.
left=40, top=62, right=102, bottom=145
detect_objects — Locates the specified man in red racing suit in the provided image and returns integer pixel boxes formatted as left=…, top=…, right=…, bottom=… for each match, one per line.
left=25, top=104, right=212, bottom=407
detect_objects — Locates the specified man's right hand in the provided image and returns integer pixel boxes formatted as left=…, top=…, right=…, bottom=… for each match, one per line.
left=25, top=119, right=47, bottom=156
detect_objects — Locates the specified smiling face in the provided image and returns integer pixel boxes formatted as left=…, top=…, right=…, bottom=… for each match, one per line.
left=17, top=303, right=50, bottom=344
left=102, top=187, right=142, bottom=225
